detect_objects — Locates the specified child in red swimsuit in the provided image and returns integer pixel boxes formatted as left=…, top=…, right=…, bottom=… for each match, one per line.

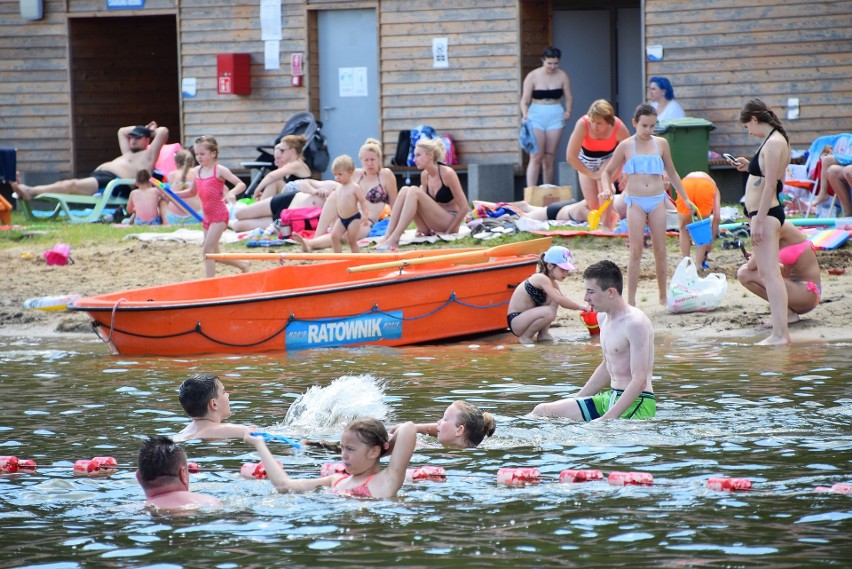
left=176, top=136, right=248, bottom=278
left=243, top=418, right=416, bottom=499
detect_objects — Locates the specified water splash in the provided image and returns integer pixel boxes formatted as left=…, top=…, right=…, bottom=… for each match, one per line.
left=281, top=374, right=388, bottom=431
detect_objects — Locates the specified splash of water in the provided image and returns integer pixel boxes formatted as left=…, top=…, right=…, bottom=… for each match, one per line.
left=281, top=374, right=388, bottom=431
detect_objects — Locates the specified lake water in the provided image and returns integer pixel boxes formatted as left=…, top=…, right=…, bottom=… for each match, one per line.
left=1, top=331, right=850, bottom=568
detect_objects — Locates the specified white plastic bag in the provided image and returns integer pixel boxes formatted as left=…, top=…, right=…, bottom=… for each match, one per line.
left=666, top=257, right=728, bottom=313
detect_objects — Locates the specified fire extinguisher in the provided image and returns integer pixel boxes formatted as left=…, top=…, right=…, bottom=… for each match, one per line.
left=291, top=53, right=303, bottom=87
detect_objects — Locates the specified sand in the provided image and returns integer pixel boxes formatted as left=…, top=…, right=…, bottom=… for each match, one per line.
left=2, top=233, right=851, bottom=344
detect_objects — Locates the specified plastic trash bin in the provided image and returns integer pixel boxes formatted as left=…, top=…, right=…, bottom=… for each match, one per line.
left=654, top=118, right=715, bottom=177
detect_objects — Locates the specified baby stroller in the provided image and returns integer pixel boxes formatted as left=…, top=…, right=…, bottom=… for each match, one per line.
left=241, top=112, right=330, bottom=197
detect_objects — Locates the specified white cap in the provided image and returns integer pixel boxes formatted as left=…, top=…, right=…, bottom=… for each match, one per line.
left=543, top=246, right=577, bottom=271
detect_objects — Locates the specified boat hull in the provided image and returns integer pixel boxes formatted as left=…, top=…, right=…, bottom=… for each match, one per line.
left=69, top=256, right=535, bottom=355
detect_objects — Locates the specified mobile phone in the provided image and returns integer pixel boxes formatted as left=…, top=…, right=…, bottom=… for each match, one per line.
left=722, top=153, right=740, bottom=165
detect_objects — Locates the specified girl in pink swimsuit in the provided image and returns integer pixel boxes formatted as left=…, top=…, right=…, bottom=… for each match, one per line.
left=176, top=136, right=248, bottom=278
left=243, top=418, right=417, bottom=499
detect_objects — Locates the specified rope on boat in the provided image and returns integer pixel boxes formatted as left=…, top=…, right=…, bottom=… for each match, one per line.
left=91, top=292, right=509, bottom=348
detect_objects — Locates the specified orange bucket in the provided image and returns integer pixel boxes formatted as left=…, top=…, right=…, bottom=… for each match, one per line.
left=580, top=310, right=600, bottom=335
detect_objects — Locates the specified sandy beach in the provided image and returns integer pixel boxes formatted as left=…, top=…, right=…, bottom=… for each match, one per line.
left=2, top=231, right=851, bottom=345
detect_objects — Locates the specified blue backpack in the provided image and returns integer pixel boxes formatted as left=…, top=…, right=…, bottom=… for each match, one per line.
left=407, top=125, right=437, bottom=166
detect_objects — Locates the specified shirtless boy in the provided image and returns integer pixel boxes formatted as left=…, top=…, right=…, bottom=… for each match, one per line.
left=173, top=373, right=255, bottom=441
left=13, top=122, right=169, bottom=200
left=136, top=435, right=221, bottom=511
left=126, top=169, right=162, bottom=225
left=328, top=154, right=370, bottom=253
left=531, top=260, right=656, bottom=421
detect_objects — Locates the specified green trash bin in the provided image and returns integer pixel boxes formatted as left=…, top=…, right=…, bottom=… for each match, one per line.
left=654, top=118, right=715, bottom=177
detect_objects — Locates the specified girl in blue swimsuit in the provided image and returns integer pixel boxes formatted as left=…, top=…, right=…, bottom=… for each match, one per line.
left=602, top=104, right=696, bottom=307
left=506, top=245, right=587, bottom=345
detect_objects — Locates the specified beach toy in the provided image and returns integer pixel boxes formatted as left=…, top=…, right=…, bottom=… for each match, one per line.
left=44, top=243, right=72, bottom=266
left=406, top=466, right=447, bottom=482
left=608, top=471, right=654, bottom=486
left=587, top=198, right=612, bottom=231
left=150, top=178, right=203, bottom=222
left=240, top=462, right=267, bottom=479
left=22, top=294, right=81, bottom=312
left=815, top=483, right=852, bottom=494
left=250, top=431, right=302, bottom=451
left=580, top=310, right=600, bottom=336
left=187, top=462, right=200, bottom=474
left=559, top=469, right=604, bottom=483
left=320, top=462, right=348, bottom=477
left=685, top=212, right=713, bottom=246
left=808, top=228, right=850, bottom=250
left=0, top=456, right=19, bottom=473
left=706, top=477, right=752, bottom=491
left=496, top=467, right=541, bottom=486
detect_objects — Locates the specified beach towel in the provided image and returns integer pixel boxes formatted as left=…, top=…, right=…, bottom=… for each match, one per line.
left=123, top=228, right=242, bottom=245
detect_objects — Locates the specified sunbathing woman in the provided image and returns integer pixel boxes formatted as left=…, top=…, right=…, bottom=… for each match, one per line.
left=374, top=138, right=467, bottom=251
left=244, top=419, right=416, bottom=499
left=737, top=221, right=820, bottom=325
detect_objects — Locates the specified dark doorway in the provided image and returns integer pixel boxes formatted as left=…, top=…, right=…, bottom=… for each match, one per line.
left=68, top=16, right=180, bottom=177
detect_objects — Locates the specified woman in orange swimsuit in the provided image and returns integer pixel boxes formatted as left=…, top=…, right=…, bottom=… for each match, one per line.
left=737, top=221, right=821, bottom=325
left=244, top=419, right=416, bottom=499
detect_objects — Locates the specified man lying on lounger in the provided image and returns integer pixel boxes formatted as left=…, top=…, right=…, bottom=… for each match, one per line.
left=13, top=121, right=169, bottom=200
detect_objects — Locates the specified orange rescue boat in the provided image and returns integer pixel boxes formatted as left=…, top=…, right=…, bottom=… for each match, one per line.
left=69, top=239, right=550, bottom=355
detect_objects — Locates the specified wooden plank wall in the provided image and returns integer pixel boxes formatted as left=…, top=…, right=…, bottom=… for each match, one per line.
left=646, top=0, right=852, bottom=159
left=379, top=0, right=522, bottom=167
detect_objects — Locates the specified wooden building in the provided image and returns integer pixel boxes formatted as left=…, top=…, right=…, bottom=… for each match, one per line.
left=1, top=0, right=850, bottom=197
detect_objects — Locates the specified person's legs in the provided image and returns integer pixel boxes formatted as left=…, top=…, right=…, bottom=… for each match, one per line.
left=678, top=212, right=692, bottom=260
left=313, top=192, right=338, bottom=236
left=509, top=305, right=558, bottom=345
left=785, top=280, right=819, bottom=322
left=526, top=128, right=546, bottom=188
left=344, top=222, right=361, bottom=253
left=817, top=154, right=838, bottom=204
left=13, top=174, right=100, bottom=200
left=647, top=202, right=669, bottom=305
left=541, top=128, right=563, bottom=185
left=376, top=185, right=413, bottom=246
left=826, top=164, right=852, bottom=215
left=204, top=221, right=248, bottom=277
left=232, top=199, right=274, bottom=232
left=625, top=200, right=647, bottom=306
left=578, top=172, right=602, bottom=211
left=753, top=219, right=789, bottom=345
left=329, top=220, right=345, bottom=253
left=381, top=188, right=454, bottom=246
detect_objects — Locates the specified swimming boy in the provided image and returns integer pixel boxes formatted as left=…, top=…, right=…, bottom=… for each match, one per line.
left=174, top=373, right=255, bottom=441
left=136, top=435, right=221, bottom=511
left=530, top=260, right=656, bottom=421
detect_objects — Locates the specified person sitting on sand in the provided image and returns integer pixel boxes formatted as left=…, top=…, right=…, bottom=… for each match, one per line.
left=126, top=169, right=162, bottom=225
left=393, top=401, right=496, bottom=448
left=174, top=373, right=255, bottom=441
left=737, top=221, right=821, bottom=325
left=136, top=435, right=221, bottom=511
left=13, top=122, right=169, bottom=200
left=507, top=245, right=587, bottom=344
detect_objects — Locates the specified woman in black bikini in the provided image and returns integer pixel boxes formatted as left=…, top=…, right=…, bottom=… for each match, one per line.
left=506, top=246, right=587, bottom=345
left=729, top=98, right=792, bottom=345
left=375, top=138, right=467, bottom=251
left=293, top=138, right=398, bottom=252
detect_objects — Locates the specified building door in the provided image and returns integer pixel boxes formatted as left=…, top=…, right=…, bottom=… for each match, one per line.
left=68, top=16, right=180, bottom=177
left=317, top=9, right=380, bottom=177
left=552, top=6, right=642, bottom=177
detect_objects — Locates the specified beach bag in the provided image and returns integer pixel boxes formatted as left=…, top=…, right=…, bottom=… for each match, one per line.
left=439, top=134, right=459, bottom=165
left=666, top=257, right=728, bottom=313
left=407, top=125, right=437, bottom=166
left=279, top=207, right=322, bottom=238
left=391, top=130, right=410, bottom=166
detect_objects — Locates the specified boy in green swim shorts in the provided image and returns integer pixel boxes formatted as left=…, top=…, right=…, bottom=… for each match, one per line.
left=531, top=260, right=656, bottom=421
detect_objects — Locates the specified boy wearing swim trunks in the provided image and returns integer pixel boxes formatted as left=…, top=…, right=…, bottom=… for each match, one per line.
left=531, top=260, right=656, bottom=421
left=173, top=373, right=255, bottom=441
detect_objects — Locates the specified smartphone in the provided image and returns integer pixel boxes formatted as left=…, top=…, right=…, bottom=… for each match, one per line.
left=722, top=153, right=740, bottom=165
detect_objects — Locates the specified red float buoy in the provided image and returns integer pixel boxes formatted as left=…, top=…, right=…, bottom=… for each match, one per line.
left=406, top=466, right=447, bottom=482
left=608, top=471, right=653, bottom=486
left=73, top=459, right=96, bottom=474
left=559, top=469, right=604, bottom=483
left=320, top=462, right=348, bottom=477
left=18, top=459, right=37, bottom=472
left=497, top=467, right=541, bottom=486
left=815, top=483, right=852, bottom=494
left=187, top=462, right=200, bottom=474
left=706, top=477, right=752, bottom=491
left=0, top=456, right=19, bottom=473
left=240, top=462, right=268, bottom=479
left=91, top=457, right=117, bottom=471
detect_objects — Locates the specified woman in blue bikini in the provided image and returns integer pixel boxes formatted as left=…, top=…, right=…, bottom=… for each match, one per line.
left=602, top=104, right=695, bottom=306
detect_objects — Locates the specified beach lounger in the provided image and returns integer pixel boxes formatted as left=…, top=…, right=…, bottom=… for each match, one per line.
left=18, top=177, right=132, bottom=223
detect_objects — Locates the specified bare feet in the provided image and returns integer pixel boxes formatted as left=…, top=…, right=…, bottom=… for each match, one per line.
left=237, top=261, right=250, bottom=273
left=787, top=310, right=801, bottom=324
left=291, top=232, right=311, bottom=252
left=756, top=333, right=791, bottom=346
left=518, top=335, right=535, bottom=345
left=537, top=332, right=555, bottom=342
left=11, top=171, right=31, bottom=201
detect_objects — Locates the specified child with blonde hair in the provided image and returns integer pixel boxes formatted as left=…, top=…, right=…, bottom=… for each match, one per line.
left=244, top=418, right=416, bottom=498
left=329, top=154, right=371, bottom=253
left=161, top=149, right=201, bottom=225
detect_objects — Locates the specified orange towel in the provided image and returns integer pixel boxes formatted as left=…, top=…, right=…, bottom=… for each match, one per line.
left=0, top=194, right=11, bottom=225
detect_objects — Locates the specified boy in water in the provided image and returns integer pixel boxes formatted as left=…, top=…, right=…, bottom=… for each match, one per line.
left=531, top=260, right=656, bottom=421
left=174, top=373, right=255, bottom=441
left=329, top=154, right=371, bottom=253
left=136, top=435, right=220, bottom=511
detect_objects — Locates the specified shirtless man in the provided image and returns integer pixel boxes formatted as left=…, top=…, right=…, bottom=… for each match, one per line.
left=13, top=121, right=169, bottom=200
left=136, top=435, right=221, bottom=511
left=173, top=373, right=255, bottom=441
left=530, top=260, right=656, bottom=421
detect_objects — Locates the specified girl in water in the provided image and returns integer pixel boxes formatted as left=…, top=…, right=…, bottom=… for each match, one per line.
left=244, top=419, right=416, bottom=498
left=400, top=401, right=496, bottom=449
left=506, top=245, right=587, bottom=345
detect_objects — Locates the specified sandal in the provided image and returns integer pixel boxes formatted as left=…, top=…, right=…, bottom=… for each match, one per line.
left=375, top=243, right=398, bottom=252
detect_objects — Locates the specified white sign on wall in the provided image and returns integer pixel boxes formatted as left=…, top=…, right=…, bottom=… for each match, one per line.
left=433, top=37, right=449, bottom=68
left=339, top=67, right=368, bottom=97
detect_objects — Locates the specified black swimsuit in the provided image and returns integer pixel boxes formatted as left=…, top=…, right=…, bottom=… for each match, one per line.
left=746, top=128, right=786, bottom=225
left=427, top=165, right=454, bottom=204
left=269, top=174, right=311, bottom=220
left=524, top=279, right=548, bottom=306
